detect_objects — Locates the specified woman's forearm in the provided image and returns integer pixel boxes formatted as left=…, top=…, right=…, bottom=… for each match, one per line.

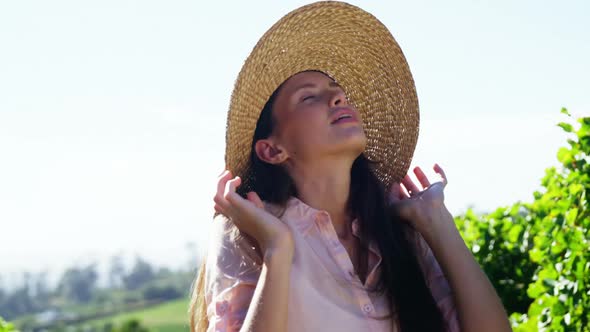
left=422, top=207, right=512, bottom=332
left=240, top=246, right=293, bottom=332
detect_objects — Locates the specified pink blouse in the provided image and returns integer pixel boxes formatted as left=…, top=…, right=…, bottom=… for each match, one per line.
left=204, top=196, right=461, bottom=332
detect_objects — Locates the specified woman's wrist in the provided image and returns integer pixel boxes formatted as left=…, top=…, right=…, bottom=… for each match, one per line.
left=262, top=231, right=295, bottom=261
left=263, top=243, right=294, bottom=265
left=418, top=205, right=457, bottom=245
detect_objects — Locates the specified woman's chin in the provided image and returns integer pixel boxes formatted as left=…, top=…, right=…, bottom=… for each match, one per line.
left=334, top=133, right=368, bottom=156
left=346, top=129, right=368, bottom=149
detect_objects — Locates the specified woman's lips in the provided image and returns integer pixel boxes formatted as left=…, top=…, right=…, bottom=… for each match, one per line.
left=332, top=116, right=359, bottom=124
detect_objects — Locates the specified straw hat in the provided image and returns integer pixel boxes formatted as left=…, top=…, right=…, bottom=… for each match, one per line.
left=225, top=1, right=420, bottom=191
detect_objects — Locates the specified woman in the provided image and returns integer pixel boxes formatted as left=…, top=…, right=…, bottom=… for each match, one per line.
left=189, top=2, right=511, bottom=332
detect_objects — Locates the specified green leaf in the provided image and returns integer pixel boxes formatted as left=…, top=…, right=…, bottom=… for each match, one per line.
left=530, top=247, right=545, bottom=263
left=557, top=147, right=573, bottom=164
left=508, top=224, right=523, bottom=243
left=560, top=107, right=571, bottom=116
left=565, top=208, right=578, bottom=225
left=527, top=281, right=547, bottom=298
left=558, top=122, right=574, bottom=133
left=577, top=117, right=590, bottom=137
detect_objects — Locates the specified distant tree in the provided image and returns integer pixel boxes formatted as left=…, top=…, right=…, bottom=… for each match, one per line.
left=0, top=271, right=54, bottom=319
left=122, top=256, right=154, bottom=291
left=31, top=270, right=51, bottom=309
left=0, top=274, right=35, bottom=319
left=0, top=287, right=5, bottom=310
left=57, top=263, right=98, bottom=303
left=142, top=284, right=181, bottom=301
left=108, top=254, right=126, bottom=289
left=154, top=266, right=172, bottom=279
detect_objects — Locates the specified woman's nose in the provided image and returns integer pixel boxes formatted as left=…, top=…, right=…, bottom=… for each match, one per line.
left=329, top=89, right=348, bottom=107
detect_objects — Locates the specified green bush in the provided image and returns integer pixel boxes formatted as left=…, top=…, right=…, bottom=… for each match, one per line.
left=114, top=319, right=149, bottom=332
left=0, top=317, right=19, bottom=332
left=455, top=108, right=590, bottom=331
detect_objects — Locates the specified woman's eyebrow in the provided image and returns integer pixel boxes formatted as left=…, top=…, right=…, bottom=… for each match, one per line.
left=293, top=81, right=342, bottom=93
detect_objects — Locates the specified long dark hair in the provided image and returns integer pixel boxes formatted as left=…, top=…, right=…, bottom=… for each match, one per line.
left=238, top=77, right=448, bottom=332
left=189, top=74, right=448, bottom=332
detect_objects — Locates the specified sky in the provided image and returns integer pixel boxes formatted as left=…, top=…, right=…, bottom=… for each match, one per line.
left=0, top=0, right=588, bottom=286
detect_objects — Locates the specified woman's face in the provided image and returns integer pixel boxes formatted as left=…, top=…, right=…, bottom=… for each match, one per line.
left=261, top=70, right=367, bottom=166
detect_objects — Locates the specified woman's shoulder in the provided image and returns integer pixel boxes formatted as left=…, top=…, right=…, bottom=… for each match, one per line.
left=205, top=197, right=289, bottom=276
left=205, top=213, right=263, bottom=284
left=209, top=213, right=240, bottom=243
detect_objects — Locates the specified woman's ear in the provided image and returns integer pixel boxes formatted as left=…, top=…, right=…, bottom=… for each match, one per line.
left=254, top=139, right=288, bottom=164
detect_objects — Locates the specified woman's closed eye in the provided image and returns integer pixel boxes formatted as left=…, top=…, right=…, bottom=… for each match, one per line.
left=301, top=94, right=316, bottom=102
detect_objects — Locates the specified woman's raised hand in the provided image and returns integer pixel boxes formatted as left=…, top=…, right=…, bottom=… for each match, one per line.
left=388, top=163, right=450, bottom=234
left=214, top=169, right=294, bottom=256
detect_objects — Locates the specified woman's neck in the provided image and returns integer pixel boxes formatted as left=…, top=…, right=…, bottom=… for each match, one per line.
left=289, top=160, right=353, bottom=238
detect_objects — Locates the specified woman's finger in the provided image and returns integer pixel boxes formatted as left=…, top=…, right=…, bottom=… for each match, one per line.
left=224, top=176, right=241, bottom=202
left=217, top=170, right=233, bottom=199
left=224, top=175, right=239, bottom=195
left=413, top=166, right=431, bottom=189
left=433, top=163, right=448, bottom=187
left=399, top=182, right=411, bottom=199
left=247, top=191, right=264, bottom=209
left=401, top=174, right=421, bottom=194
left=214, top=170, right=234, bottom=211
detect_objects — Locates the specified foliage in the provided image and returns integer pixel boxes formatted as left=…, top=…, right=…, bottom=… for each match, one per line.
left=455, top=108, right=590, bottom=331
left=123, top=257, right=156, bottom=291
left=50, top=318, right=151, bottom=332
left=57, top=263, right=99, bottom=303
left=3, top=255, right=194, bottom=325
left=142, top=284, right=182, bottom=301
left=0, top=317, right=19, bottom=332
left=455, top=204, right=538, bottom=314
left=112, top=319, right=150, bottom=332
left=0, top=272, right=51, bottom=320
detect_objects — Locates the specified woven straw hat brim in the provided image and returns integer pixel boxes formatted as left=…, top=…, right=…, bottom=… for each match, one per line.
left=225, top=1, right=419, bottom=191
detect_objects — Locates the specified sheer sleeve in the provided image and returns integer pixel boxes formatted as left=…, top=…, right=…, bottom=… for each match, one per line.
left=413, top=230, right=461, bottom=332
left=203, top=213, right=263, bottom=332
